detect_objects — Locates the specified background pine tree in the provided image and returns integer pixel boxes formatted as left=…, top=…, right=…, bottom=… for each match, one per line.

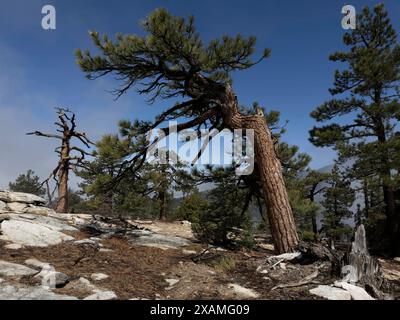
left=320, top=165, right=355, bottom=244
left=310, top=4, right=400, bottom=255
left=8, top=170, right=46, bottom=197
left=77, top=120, right=190, bottom=219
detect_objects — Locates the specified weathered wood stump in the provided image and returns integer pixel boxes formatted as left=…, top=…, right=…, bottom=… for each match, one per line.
left=343, top=225, right=385, bottom=298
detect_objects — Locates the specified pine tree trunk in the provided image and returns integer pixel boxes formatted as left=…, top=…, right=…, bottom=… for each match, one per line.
left=158, top=191, right=166, bottom=221
left=309, top=188, right=320, bottom=242
left=384, top=186, right=400, bottom=256
left=102, top=193, right=113, bottom=215
left=377, top=131, right=398, bottom=255
left=312, top=215, right=319, bottom=242
left=158, top=165, right=168, bottom=221
left=56, top=140, right=69, bottom=213
left=220, top=84, right=299, bottom=253
left=395, top=189, right=400, bottom=256
left=375, top=112, right=398, bottom=255
left=363, top=181, right=370, bottom=219
left=56, top=167, right=69, bottom=213
left=252, top=117, right=299, bottom=253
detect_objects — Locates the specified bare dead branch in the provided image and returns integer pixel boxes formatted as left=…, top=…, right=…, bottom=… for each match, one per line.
left=26, top=131, right=63, bottom=140
left=28, top=107, right=93, bottom=213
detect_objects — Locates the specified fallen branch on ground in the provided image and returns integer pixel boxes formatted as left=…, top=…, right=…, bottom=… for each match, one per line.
left=271, top=269, right=320, bottom=291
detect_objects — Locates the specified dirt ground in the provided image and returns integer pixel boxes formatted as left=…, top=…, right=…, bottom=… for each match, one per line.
left=0, top=231, right=330, bottom=300
left=1, top=219, right=399, bottom=300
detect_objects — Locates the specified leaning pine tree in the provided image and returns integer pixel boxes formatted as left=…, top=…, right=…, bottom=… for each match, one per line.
left=76, top=9, right=299, bottom=253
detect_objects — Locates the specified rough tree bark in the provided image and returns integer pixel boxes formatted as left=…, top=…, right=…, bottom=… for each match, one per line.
left=220, top=85, right=299, bottom=253
left=56, top=138, right=70, bottom=213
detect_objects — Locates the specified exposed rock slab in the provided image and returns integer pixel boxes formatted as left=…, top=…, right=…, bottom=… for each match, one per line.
left=129, top=219, right=195, bottom=240
left=130, top=230, right=190, bottom=249
left=24, top=259, right=49, bottom=269
left=182, top=249, right=197, bottom=255
left=0, top=191, right=46, bottom=205
left=0, top=201, right=7, bottom=212
left=0, top=260, right=38, bottom=277
left=0, top=219, right=74, bottom=247
left=334, top=281, right=375, bottom=300
left=228, top=284, right=259, bottom=299
left=16, top=214, right=78, bottom=232
left=4, top=243, right=23, bottom=250
left=0, top=282, right=77, bottom=300
left=6, top=202, right=28, bottom=212
left=23, top=206, right=56, bottom=216
left=310, top=285, right=351, bottom=300
left=91, top=273, right=109, bottom=281
left=165, top=279, right=180, bottom=287
left=83, top=290, right=117, bottom=300
left=67, top=277, right=98, bottom=292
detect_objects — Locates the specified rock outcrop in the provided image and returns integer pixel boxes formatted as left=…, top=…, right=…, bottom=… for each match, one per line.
left=0, top=283, right=78, bottom=300
left=0, top=191, right=196, bottom=300
left=0, top=191, right=77, bottom=248
left=0, top=260, right=38, bottom=277
left=309, top=285, right=352, bottom=300
left=1, top=191, right=398, bottom=300
left=1, top=219, right=75, bottom=247
left=0, top=190, right=46, bottom=206
left=0, top=190, right=51, bottom=215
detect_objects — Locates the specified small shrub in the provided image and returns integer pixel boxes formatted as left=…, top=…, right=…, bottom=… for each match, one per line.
left=172, top=192, right=208, bottom=222
left=300, top=230, right=316, bottom=242
left=209, top=256, right=237, bottom=272
left=192, top=188, right=254, bottom=249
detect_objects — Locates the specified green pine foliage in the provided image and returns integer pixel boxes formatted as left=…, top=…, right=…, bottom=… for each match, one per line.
left=76, top=8, right=270, bottom=98
left=320, top=165, right=355, bottom=243
left=173, top=190, right=208, bottom=222
left=77, top=120, right=190, bottom=219
left=191, top=166, right=254, bottom=249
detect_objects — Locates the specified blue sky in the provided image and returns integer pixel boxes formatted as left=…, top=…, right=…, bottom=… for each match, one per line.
left=1, top=0, right=400, bottom=187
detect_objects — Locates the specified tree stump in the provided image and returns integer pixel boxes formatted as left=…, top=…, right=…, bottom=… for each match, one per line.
left=344, top=225, right=384, bottom=297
